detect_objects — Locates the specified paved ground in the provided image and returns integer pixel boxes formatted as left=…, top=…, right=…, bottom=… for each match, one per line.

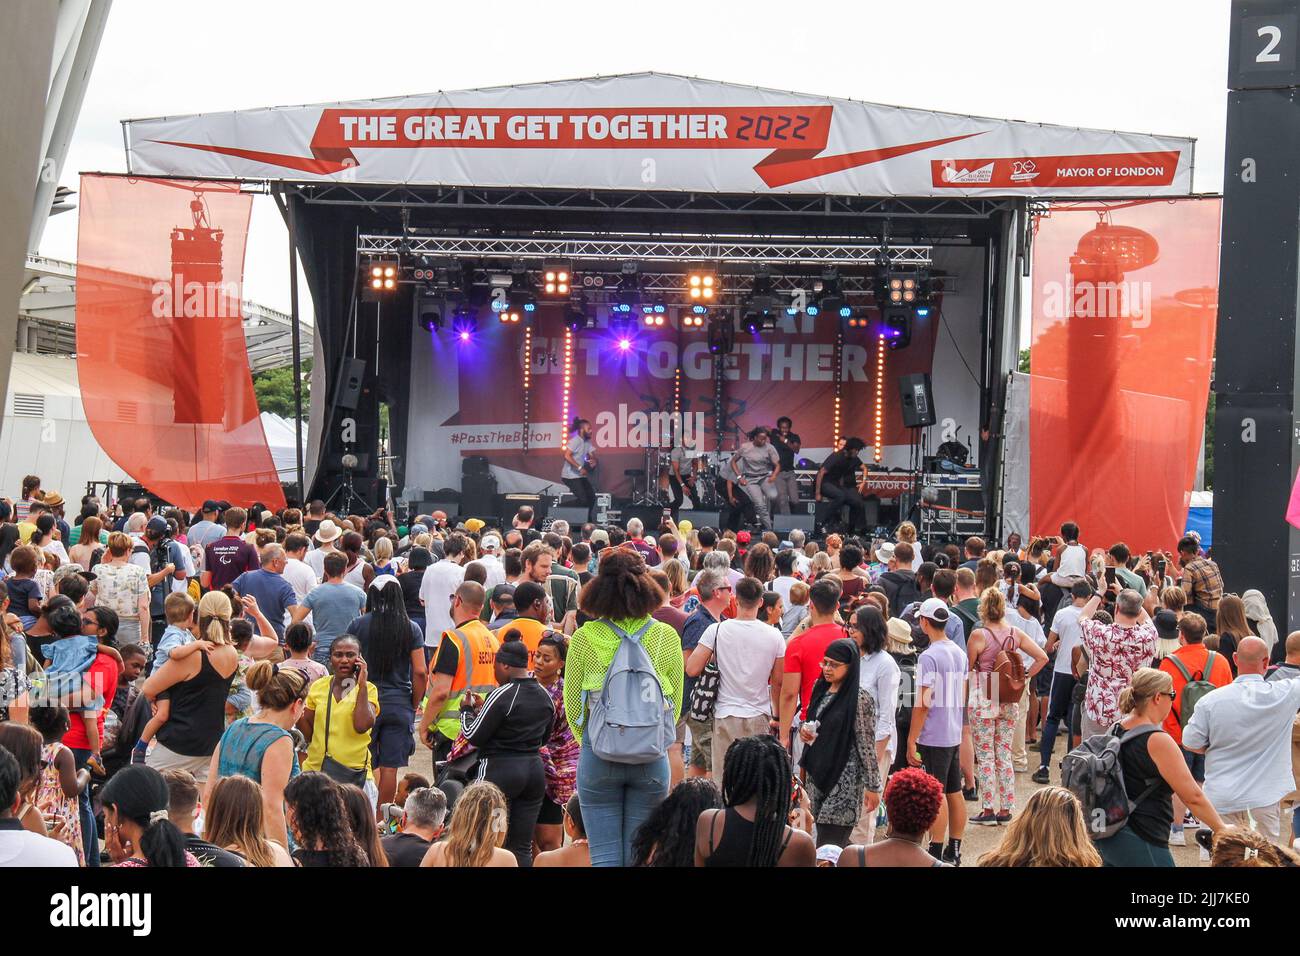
left=393, top=732, right=1236, bottom=866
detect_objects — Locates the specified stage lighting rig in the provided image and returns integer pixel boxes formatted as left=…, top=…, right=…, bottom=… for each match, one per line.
left=688, top=268, right=717, bottom=301
left=366, top=260, right=399, bottom=294
left=641, top=298, right=668, bottom=327
left=450, top=303, right=477, bottom=341
left=813, top=268, right=845, bottom=317
left=743, top=266, right=778, bottom=330
left=615, top=261, right=644, bottom=311
left=542, top=261, right=572, bottom=297
left=883, top=307, right=912, bottom=350
left=682, top=304, right=708, bottom=329
left=564, top=298, right=594, bottom=332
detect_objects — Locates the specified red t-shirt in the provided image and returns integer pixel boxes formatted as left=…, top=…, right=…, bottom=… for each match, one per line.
left=1158, top=644, right=1234, bottom=745
left=783, top=622, right=842, bottom=720
left=62, top=651, right=122, bottom=751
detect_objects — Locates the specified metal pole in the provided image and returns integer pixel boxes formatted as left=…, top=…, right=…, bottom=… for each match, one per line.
left=284, top=186, right=306, bottom=502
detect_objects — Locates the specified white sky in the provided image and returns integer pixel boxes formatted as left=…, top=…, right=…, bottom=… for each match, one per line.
left=37, top=0, right=1233, bottom=323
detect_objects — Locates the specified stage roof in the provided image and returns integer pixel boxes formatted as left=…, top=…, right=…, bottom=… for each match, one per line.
left=122, top=73, right=1195, bottom=200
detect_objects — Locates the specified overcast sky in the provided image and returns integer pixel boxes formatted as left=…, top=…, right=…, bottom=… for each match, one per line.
left=38, top=0, right=1234, bottom=322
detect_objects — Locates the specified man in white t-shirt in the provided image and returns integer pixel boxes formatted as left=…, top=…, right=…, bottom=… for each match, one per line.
left=686, top=576, right=785, bottom=772
left=1032, top=579, right=1093, bottom=784
left=0, top=747, right=76, bottom=866
left=304, top=519, right=343, bottom=580
left=476, top=534, right=507, bottom=590
left=419, top=533, right=469, bottom=655
left=281, top=532, right=319, bottom=625
left=771, top=550, right=799, bottom=605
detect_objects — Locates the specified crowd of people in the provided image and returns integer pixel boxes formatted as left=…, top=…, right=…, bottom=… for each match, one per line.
left=0, top=474, right=1297, bottom=869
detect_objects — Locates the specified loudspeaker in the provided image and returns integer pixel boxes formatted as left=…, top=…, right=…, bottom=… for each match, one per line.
left=773, top=514, right=815, bottom=533
left=463, top=455, right=491, bottom=477
left=460, top=476, right=497, bottom=519
left=337, top=358, right=367, bottom=411
left=898, top=373, right=937, bottom=427
left=677, top=509, right=721, bottom=529
left=550, top=506, right=591, bottom=526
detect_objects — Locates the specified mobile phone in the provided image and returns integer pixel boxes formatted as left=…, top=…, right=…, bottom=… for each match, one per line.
left=1104, top=567, right=1116, bottom=587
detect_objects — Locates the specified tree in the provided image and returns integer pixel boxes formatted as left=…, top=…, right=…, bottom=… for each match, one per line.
left=252, top=360, right=311, bottom=420
left=1018, top=348, right=1030, bottom=374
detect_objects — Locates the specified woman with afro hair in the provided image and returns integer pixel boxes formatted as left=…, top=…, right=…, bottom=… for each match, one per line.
left=839, top=767, right=951, bottom=867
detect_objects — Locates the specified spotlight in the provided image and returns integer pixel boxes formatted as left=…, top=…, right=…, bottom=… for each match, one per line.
left=882, top=272, right=920, bottom=305
left=617, top=337, right=632, bottom=352
left=707, top=315, right=735, bottom=354
left=883, top=306, right=912, bottom=350
left=617, top=262, right=643, bottom=311
left=452, top=306, right=477, bottom=341
left=365, top=260, right=399, bottom=295
left=806, top=304, right=820, bottom=317
left=688, top=270, right=717, bottom=301
left=814, top=267, right=844, bottom=316
left=542, top=261, right=572, bottom=297
left=419, top=309, right=442, bottom=333
left=565, top=300, right=593, bottom=332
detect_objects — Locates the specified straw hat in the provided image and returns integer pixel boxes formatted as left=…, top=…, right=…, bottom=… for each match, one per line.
left=314, top=519, right=342, bottom=543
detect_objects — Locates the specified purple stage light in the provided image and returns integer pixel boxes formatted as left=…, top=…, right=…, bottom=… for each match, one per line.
left=618, top=338, right=631, bottom=351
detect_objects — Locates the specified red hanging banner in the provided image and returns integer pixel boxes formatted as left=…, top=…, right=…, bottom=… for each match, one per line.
left=75, top=174, right=285, bottom=510
left=1028, top=198, right=1221, bottom=554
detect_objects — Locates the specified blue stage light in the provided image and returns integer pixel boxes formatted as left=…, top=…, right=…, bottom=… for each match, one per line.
left=839, top=306, right=852, bottom=318
left=807, top=305, right=819, bottom=317
left=915, top=306, right=931, bottom=318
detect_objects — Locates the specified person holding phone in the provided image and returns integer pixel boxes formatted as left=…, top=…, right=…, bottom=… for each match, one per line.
left=297, top=635, right=380, bottom=807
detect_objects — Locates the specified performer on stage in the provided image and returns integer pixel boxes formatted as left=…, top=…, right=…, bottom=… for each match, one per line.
left=716, top=468, right=756, bottom=533
left=730, top=426, right=780, bottom=532
left=666, top=438, right=701, bottom=522
left=814, top=436, right=868, bottom=535
left=561, top=417, right=598, bottom=523
left=771, top=416, right=802, bottom=515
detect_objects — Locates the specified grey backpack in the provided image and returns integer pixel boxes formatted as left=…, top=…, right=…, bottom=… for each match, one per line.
left=586, top=619, right=675, bottom=764
left=1060, top=723, right=1163, bottom=840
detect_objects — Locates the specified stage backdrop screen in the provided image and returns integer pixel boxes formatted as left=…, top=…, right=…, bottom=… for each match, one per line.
left=1028, top=197, right=1221, bottom=554
left=75, top=174, right=286, bottom=510
left=403, top=248, right=984, bottom=502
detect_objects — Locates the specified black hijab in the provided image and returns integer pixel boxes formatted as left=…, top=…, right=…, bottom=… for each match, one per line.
left=799, top=637, right=862, bottom=796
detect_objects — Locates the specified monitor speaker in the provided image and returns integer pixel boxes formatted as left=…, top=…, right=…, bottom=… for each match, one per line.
left=337, top=358, right=367, bottom=411
left=550, top=506, right=591, bottom=526
left=677, top=509, right=720, bottom=529
left=899, top=373, right=937, bottom=428
left=773, top=514, right=815, bottom=533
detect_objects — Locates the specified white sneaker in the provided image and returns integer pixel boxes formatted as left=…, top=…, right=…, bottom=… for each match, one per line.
left=1167, top=827, right=1186, bottom=847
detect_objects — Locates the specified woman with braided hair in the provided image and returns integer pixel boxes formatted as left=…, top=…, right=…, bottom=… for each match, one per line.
left=283, top=771, right=368, bottom=867
left=631, top=777, right=720, bottom=866
left=694, top=735, right=815, bottom=867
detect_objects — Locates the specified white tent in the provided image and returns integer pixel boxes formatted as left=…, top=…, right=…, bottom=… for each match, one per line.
left=1, top=352, right=306, bottom=501
left=258, top=411, right=308, bottom=483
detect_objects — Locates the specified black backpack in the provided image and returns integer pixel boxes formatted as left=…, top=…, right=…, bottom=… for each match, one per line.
left=880, top=571, right=921, bottom=617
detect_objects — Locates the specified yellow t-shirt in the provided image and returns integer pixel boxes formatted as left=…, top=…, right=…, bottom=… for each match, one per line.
left=303, top=675, right=380, bottom=780
left=17, top=521, right=36, bottom=544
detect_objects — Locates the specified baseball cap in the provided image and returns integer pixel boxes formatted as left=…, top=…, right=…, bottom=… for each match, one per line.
left=410, top=523, right=428, bottom=536
left=1153, top=608, right=1179, bottom=640
left=201, top=499, right=220, bottom=513
left=918, top=597, right=950, bottom=624
left=481, top=534, right=502, bottom=552
left=736, top=530, right=751, bottom=543
left=590, top=529, right=610, bottom=546
left=368, top=574, right=400, bottom=591
left=145, top=516, right=169, bottom=536
left=490, top=583, right=516, bottom=603
left=816, top=845, right=843, bottom=865
left=464, top=518, right=485, bottom=534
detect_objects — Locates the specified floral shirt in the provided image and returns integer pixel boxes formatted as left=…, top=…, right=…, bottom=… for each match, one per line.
left=540, top=677, right=578, bottom=806
left=0, top=666, right=29, bottom=721
left=1080, top=618, right=1158, bottom=726
left=93, top=561, right=149, bottom=620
